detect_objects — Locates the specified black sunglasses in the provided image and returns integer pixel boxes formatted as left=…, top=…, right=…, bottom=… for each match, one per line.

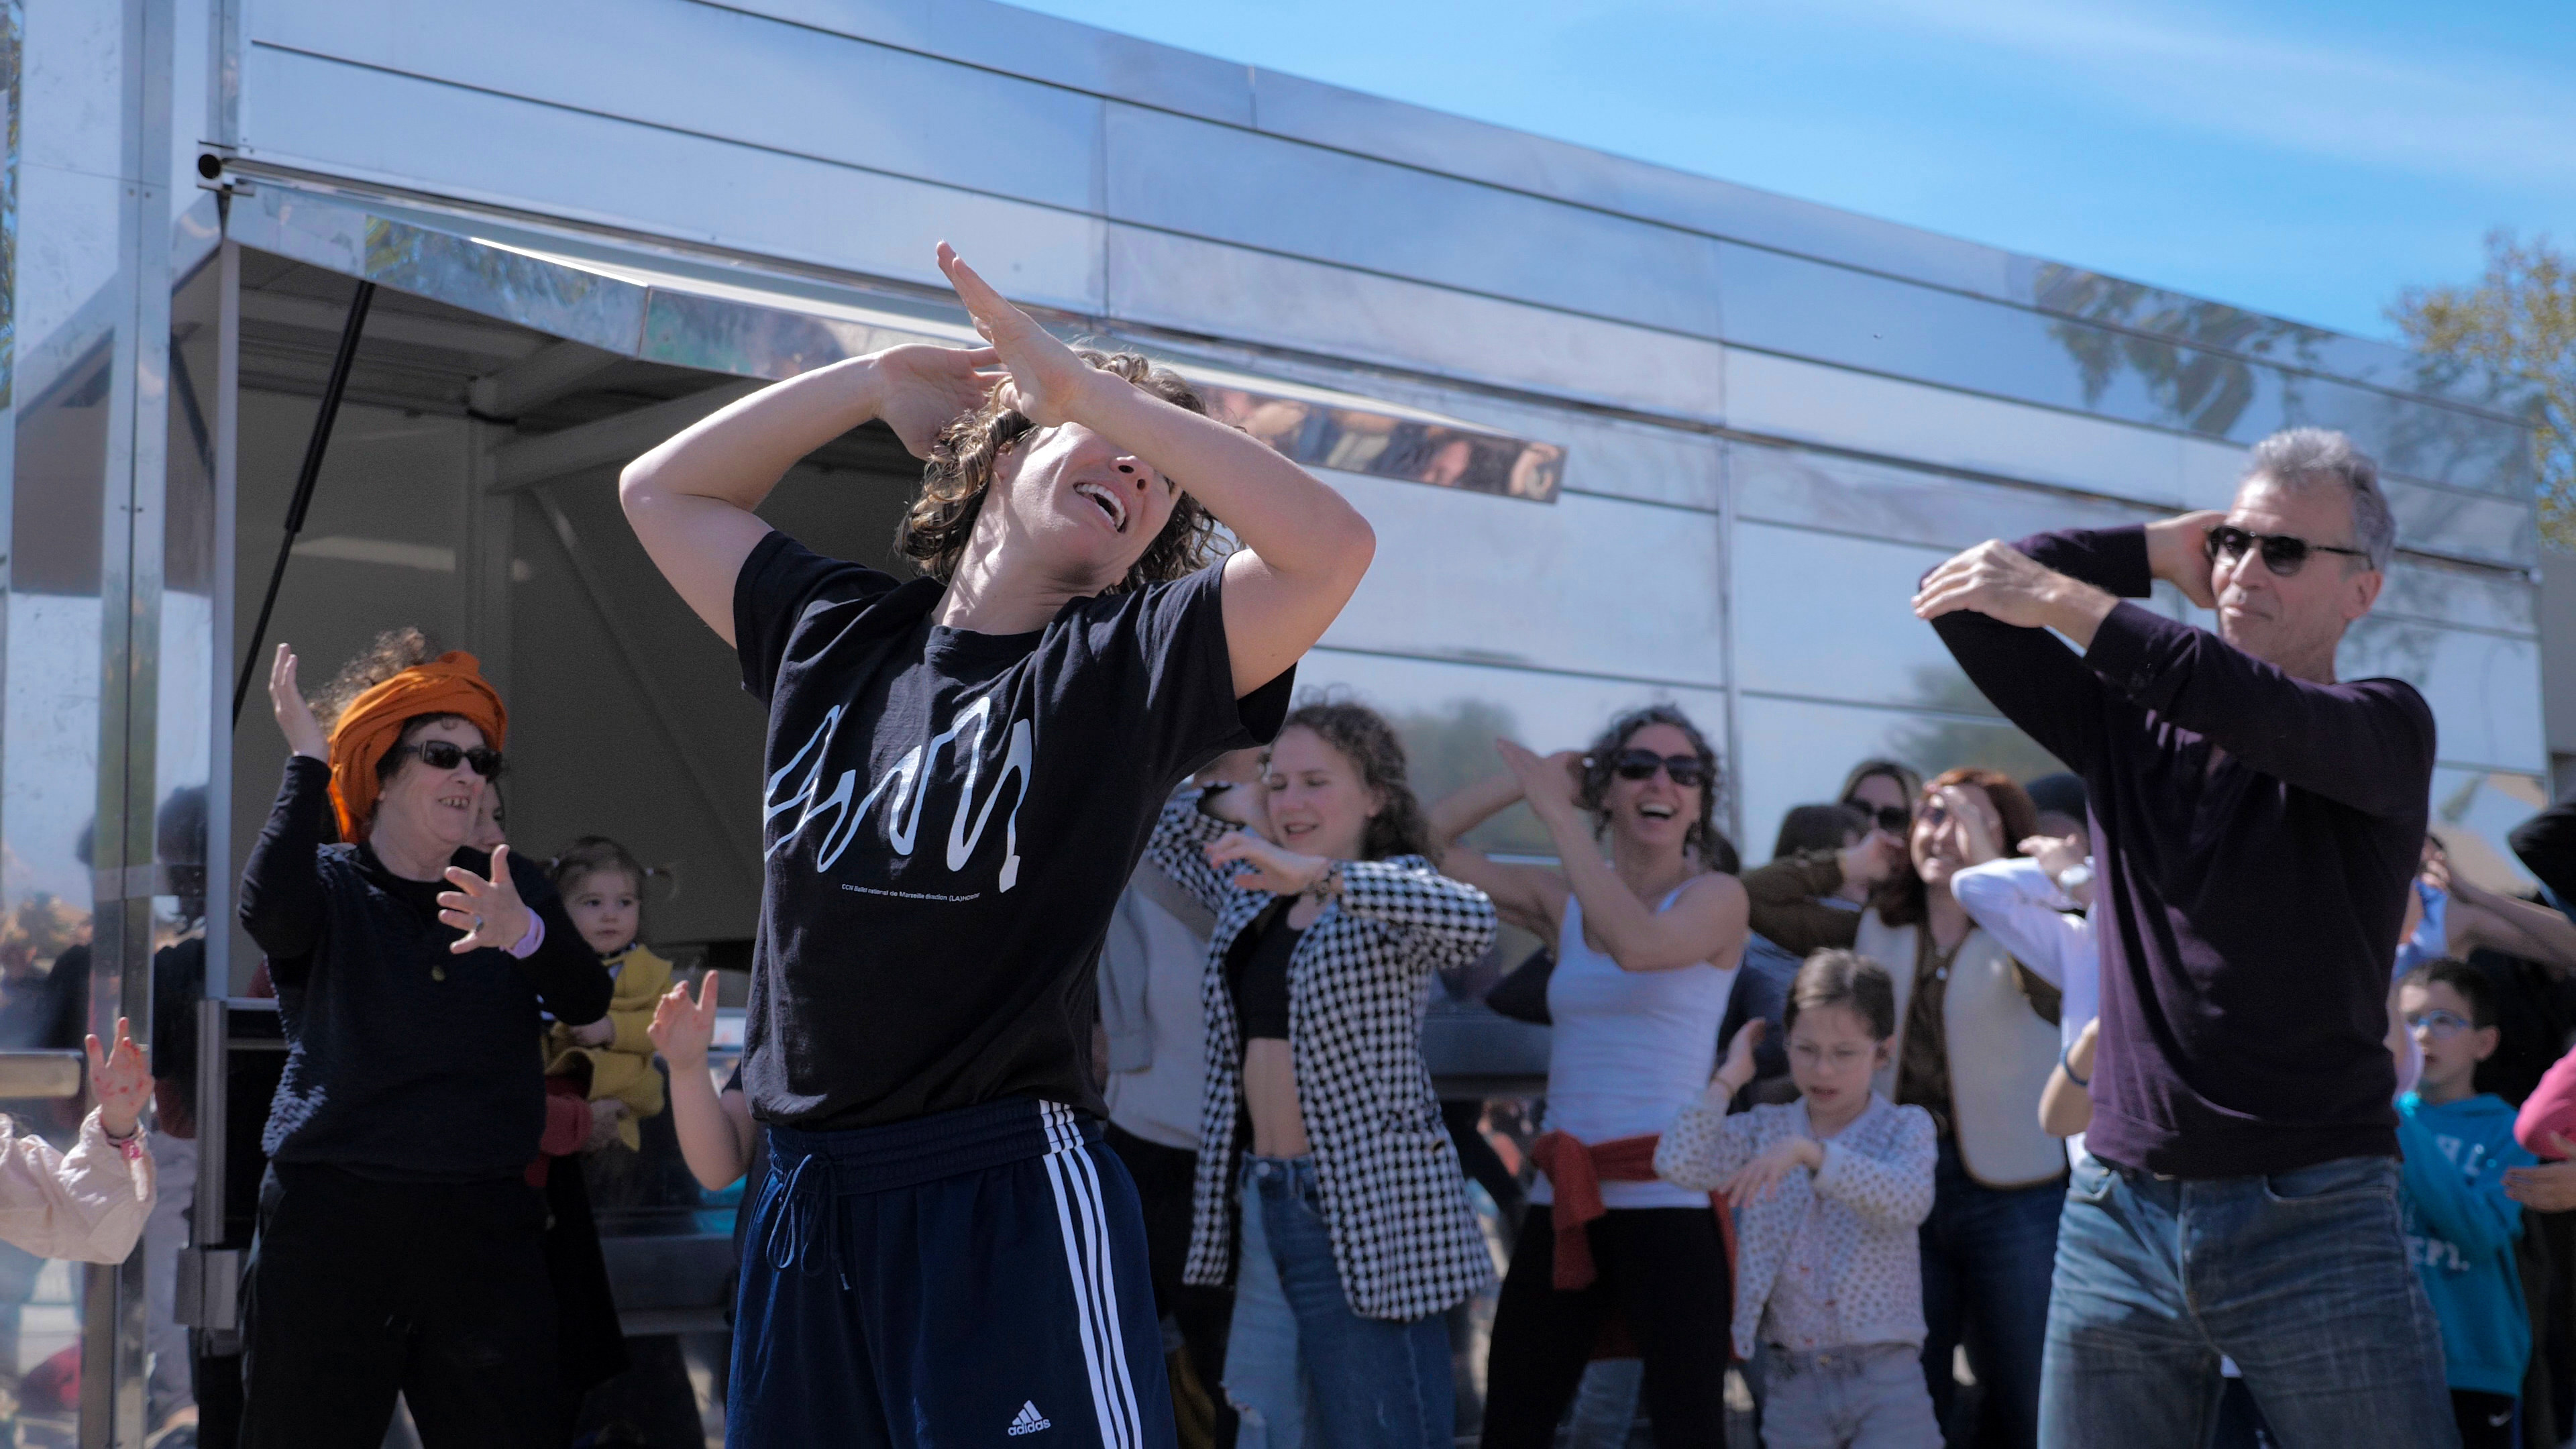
left=1845, top=801, right=1911, bottom=834
left=2204, top=524, right=2370, bottom=578
left=1595, top=749, right=1709, bottom=788
left=399, top=740, right=505, bottom=778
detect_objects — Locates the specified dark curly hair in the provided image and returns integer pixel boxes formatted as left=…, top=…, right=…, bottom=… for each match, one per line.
left=896, top=350, right=1222, bottom=593
left=1270, top=701, right=1434, bottom=861
left=1577, top=704, right=1739, bottom=874
left=311, top=627, right=478, bottom=790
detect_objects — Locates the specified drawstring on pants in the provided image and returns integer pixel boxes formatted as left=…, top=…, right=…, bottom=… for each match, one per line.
left=763, top=1148, right=849, bottom=1289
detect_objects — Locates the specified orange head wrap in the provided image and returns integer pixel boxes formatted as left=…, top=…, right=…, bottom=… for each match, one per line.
left=325, top=651, right=508, bottom=841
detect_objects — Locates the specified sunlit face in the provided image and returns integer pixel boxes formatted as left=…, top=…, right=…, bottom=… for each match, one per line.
left=2212, top=478, right=2381, bottom=676
left=2401, top=978, right=2497, bottom=1097
left=372, top=718, right=487, bottom=859
left=1788, top=1001, right=1890, bottom=1119
left=1909, top=782, right=2001, bottom=894
left=986, top=418, right=1183, bottom=594
left=564, top=867, right=641, bottom=957
left=1263, top=727, right=1380, bottom=863
left=1601, top=722, right=1703, bottom=852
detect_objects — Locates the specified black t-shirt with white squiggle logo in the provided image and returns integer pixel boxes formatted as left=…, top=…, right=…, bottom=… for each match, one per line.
left=734, top=531, right=1292, bottom=1132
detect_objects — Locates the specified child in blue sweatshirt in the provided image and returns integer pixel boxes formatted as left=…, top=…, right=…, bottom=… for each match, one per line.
left=2397, top=959, right=2536, bottom=1449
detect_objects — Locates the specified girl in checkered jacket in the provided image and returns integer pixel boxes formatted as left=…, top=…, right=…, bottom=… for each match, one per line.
left=1149, top=700, right=1497, bottom=1449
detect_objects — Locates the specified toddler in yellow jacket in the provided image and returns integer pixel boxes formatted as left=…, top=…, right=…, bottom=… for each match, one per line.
left=545, top=838, right=669, bottom=1150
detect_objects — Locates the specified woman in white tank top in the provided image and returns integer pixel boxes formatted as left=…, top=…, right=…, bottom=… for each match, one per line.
left=1430, top=704, right=1749, bottom=1449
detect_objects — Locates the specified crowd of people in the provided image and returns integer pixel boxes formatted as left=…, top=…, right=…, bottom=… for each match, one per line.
left=25, top=243, right=2576, bottom=1449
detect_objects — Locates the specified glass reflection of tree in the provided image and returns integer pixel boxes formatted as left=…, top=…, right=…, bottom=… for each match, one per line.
left=2031, top=265, right=2328, bottom=440
left=1886, top=665, right=2067, bottom=789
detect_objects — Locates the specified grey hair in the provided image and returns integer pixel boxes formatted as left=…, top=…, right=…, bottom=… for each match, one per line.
left=2241, top=427, right=2396, bottom=572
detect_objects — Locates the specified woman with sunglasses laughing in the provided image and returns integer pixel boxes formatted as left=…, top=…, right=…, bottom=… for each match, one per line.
left=1430, top=704, right=1749, bottom=1449
left=236, top=631, right=612, bottom=1448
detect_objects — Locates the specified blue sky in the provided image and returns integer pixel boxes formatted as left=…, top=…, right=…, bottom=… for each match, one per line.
left=1009, top=0, right=2576, bottom=344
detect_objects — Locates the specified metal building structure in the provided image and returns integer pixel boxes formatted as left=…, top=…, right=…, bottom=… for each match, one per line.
left=3, top=0, right=2547, bottom=1441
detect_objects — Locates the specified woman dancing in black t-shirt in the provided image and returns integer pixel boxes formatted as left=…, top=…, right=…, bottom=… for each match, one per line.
left=619, top=243, right=1373, bottom=1449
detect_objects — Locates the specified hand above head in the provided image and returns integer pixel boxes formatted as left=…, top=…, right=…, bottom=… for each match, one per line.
left=2019, top=833, right=2087, bottom=879
left=87, top=1019, right=151, bottom=1140
left=647, top=972, right=722, bottom=1072
left=437, top=845, right=536, bottom=956
left=936, top=242, right=1096, bottom=431
left=1911, top=539, right=2117, bottom=647
left=2142, top=510, right=2228, bottom=610
left=1719, top=1135, right=1822, bottom=1205
left=1938, top=785, right=2004, bottom=867
left=1205, top=830, right=1331, bottom=897
left=1495, top=740, right=1582, bottom=817
left=865, top=342, right=1004, bottom=459
left=268, top=644, right=329, bottom=761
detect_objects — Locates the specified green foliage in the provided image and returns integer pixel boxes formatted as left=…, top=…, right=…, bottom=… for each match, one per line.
left=2390, top=231, right=2575, bottom=549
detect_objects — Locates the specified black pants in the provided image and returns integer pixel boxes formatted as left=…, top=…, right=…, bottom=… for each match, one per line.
left=1481, top=1204, right=1732, bottom=1449
left=1106, top=1124, right=1236, bottom=1398
left=2454, top=1389, right=2516, bottom=1448
left=240, top=1162, right=557, bottom=1448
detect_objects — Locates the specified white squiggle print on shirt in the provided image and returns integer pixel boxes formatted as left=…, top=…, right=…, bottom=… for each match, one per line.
left=763, top=695, right=1034, bottom=890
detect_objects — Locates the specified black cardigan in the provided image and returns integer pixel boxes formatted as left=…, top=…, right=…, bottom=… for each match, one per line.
left=240, top=757, right=611, bottom=1181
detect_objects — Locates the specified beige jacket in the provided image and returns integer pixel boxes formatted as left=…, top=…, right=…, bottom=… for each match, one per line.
left=0, top=1109, right=153, bottom=1264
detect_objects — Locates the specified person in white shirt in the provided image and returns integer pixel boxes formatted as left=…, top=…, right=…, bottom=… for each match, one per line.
left=0, top=1018, right=154, bottom=1265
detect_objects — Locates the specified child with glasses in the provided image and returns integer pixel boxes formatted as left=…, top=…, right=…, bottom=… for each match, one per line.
left=2396, top=959, right=2535, bottom=1448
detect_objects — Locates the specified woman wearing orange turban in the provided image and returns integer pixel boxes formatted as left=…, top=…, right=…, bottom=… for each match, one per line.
left=235, top=635, right=611, bottom=1449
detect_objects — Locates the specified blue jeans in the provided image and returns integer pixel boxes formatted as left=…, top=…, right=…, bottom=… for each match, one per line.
left=1223, top=1157, right=1452, bottom=1449
left=2039, top=1152, right=2456, bottom=1448
left=1919, top=1140, right=2061, bottom=1443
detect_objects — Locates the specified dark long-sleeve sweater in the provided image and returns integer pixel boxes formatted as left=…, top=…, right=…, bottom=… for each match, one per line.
left=1931, top=525, right=2434, bottom=1178
left=240, top=757, right=612, bottom=1181
left=2509, top=802, right=2576, bottom=907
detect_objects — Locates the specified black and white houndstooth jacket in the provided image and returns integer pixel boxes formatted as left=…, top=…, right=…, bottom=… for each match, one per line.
left=1149, top=792, right=1500, bottom=1322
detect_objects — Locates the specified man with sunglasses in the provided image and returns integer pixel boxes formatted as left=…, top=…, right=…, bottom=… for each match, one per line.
left=1913, top=427, right=2453, bottom=1446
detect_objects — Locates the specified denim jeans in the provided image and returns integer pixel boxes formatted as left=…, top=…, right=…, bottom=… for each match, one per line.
left=1919, top=1140, right=2061, bottom=1443
left=1223, top=1157, right=1453, bottom=1449
left=2039, top=1152, right=2457, bottom=1448
left=1760, top=1342, right=1942, bottom=1449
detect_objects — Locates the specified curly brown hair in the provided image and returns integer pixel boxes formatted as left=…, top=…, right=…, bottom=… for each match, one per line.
left=1270, top=700, right=1434, bottom=861
left=1576, top=704, right=1740, bottom=874
left=896, top=350, right=1222, bottom=594
left=310, top=628, right=480, bottom=788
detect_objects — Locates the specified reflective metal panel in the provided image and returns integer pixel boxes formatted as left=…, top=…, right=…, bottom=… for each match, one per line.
left=1318, top=474, right=1722, bottom=685
left=1296, top=648, right=1737, bottom=855
left=704, top=0, right=1257, bottom=127
left=2428, top=767, right=2553, bottom=893
left=253, top=0, right=1108, bottom=215
left=236, top=45, right=1110, bottom=313
left=1737, top=696, right=2065, bottom=870
left=2015, top=260, right=2536, bottom=423
left=2338, top=619, right=2545, bottom=773
left=1730, top=441, right=2155, bottom=549
left=1721, top=244, right=2532, bottom=495
left=2373, top=561, right=2537, bottom=637
left=1107, top=225, right=1727, bottom=423
left=1732, top=523, right=1997, bottom=716
left=1726, top=348, right=2185, bottom=506
left=1104, top=103, right=1725, bottom=340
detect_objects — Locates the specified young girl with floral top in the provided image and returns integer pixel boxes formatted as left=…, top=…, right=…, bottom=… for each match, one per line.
left=1656, top=949, right=1939, bottom=1449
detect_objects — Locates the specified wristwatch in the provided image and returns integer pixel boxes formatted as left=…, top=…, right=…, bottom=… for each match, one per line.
left=1305, top=861, right=1344, bottom=902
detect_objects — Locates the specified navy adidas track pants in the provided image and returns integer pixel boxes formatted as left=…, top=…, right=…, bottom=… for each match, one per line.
left=728, top=1097, right=1178, bottom=1449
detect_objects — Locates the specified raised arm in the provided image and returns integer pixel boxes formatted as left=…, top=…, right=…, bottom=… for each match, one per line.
left=1425, top=760, right=1571, bottom=939
left=620, top=341, right=1000, bottom=644
left=1146, top=790, right=1248, bottom=914
left=936, top=246, right=1373, bottom=695
left=1332, top=860, right=1499, bottom=973
left=2395, top=1109, right=2524, bottom=1258
left=1949, top=855, right=2093, bottom=991
left=1497, top=740, right=1746, bottom=972
left=1918, top=519, right=2434, bottom=816
left=240, top=647, right=333, bottom=971
left=1812, top=1108, right=1938, bottom=1228
left=1739, top=836, right=1902, bottom=958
